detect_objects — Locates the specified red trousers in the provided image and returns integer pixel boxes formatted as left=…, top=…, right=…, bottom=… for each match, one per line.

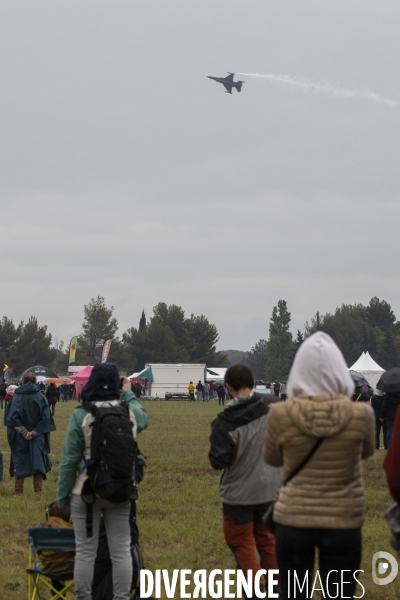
left=223, top=503, right=278, bottom=591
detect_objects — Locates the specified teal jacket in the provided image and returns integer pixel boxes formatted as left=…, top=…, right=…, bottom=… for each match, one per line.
left=57, top=393, right=148, bottom=507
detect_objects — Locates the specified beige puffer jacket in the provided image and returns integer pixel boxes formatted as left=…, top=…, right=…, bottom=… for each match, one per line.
left=263, top=394, right=375, bottom=529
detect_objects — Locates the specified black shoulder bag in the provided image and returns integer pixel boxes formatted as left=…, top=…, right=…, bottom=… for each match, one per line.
left=263, top=437, right=324, bottom=533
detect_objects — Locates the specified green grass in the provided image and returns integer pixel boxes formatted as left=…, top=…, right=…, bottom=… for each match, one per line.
left=0, top=400, right=399, bottom=599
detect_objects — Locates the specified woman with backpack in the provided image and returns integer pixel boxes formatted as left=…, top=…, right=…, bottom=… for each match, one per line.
left=263, top=332, right=375, bottom=600
left=57, top=363, right=146, bottom=600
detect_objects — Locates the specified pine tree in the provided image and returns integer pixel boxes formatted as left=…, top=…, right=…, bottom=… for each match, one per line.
left=266, top=300, right=293, bottom=381
left=139, top=310, right=146, bottom=331
left=77, top=296, right=118, bottom=363
left=245, top=339, right=267, bottom=380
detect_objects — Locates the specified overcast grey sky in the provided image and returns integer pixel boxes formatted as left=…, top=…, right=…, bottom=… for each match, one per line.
left=1, top=1, right=400, bottom=351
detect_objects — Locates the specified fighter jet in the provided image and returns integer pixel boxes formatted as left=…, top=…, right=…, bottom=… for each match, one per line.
left=207, top=72, right=244, bottom=94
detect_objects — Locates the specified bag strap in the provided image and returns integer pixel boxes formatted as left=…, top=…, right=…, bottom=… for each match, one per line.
left=282, top=438, right=324, bottom=486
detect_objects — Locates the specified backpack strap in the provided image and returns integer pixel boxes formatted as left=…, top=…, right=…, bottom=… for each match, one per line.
left=282, top=438, right=324, bottom=486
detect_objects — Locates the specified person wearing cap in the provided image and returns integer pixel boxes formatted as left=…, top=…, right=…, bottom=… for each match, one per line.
left=57, top=363, right=142, bottom=600
left=5, top=372, right=55, bottom=495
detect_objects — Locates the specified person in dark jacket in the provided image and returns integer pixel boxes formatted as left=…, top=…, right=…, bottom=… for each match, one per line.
left=384, top=406, right=400, bottom=504
left=46, top=383, right=58, bottom=416
left=6, top=372, right=55, bottom=494
left=216, top=382, right=226, bottom=406
left=209, top=364, right=281, bottom=599
left=370, top=389, right=387, bottom=449
left=273, top=381, right=280, bottom=397
left=0, top=378, right=6, bottom=409
left=195, top=380, right=203, bottom=402
left=380, top=392, right=400, bottom=448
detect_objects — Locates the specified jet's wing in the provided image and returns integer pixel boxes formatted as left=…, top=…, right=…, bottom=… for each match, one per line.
left=224, top=73, right=235, bottom=82
left=223, top=83, right=233, bottom=93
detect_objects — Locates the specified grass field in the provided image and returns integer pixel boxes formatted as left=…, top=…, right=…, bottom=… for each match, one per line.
left=0, top=400, right=399, bottom=599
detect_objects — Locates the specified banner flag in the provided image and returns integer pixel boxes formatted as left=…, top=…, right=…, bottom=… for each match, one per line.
left=68, top=336, right=78, bottom=365
left=101, top=338, right=113, bottom=363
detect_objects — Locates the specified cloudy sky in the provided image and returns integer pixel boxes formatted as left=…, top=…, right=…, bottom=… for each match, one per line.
left=1, top=1, right=400, bottom=351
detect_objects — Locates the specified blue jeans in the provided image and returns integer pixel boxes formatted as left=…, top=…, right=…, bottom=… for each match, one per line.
left=203, top=392, right=209, bottom=402
left=385, top=418, right=395, bottom=448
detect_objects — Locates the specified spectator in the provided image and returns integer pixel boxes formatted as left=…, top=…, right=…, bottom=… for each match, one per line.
left=38, top=380, right=46, bottom=394
left=209, top=364, right=281, bottom=597
left=6, top=372, right=55, bottom=495
left=370, top=389, right=387, bottom=450
left=0, top=378, right=6, bottom=409
left=57, top=363, right=143, bottom=600
left=46, top=383, right=58, bottom=416
left=279, top=381, right=287, bottom=401
left=384, top=406, right=400, bottom=504
left=203, top=381, right=210, bottom=402
left=196, top=380, right=203, bottom=402
left=187, top=381, right=195, bottom=402
left=273, top=381, right=280, bottom=397
left=132, top=381, right=142, bottom=399
left=380, top=392, right=400, bottom=448
left=209, top=380, right=215, bottom=400
left=264, top=332, right=374, bottom=600
left=217, top=382, right=226, bottom=406
left=351, top=385, right=370, bottom=403
left=60, top=383, right=69, bottom=402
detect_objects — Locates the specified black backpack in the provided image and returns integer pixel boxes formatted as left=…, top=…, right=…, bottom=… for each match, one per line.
left=85, top=401, right=138, bottom=503
left=80, top=400, right=141, bottom=536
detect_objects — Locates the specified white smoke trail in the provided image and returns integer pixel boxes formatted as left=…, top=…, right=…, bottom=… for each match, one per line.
left=237, top=73, right=399, bottom=107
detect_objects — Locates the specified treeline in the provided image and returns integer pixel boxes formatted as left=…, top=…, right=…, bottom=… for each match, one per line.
left=0, top=297, right=228, bottom=377
left=245, top=297, right=400, bottom=382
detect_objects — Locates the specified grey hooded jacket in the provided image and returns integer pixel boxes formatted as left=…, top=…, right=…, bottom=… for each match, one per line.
left=209, top=392, right=281, bottom=505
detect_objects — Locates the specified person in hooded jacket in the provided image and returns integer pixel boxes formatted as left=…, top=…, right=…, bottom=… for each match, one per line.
left=57, top=363, right=146, bottom=600
left=209, top=364, right=281, bottom=598
left=263, top=332, right=375, bottom=600
left=6, top=372, right=55, bottom=495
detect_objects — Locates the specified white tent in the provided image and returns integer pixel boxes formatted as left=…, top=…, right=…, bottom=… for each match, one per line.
left=206, top=367, right=227, bottom=381
left=349, top=351, right=385, bottom=389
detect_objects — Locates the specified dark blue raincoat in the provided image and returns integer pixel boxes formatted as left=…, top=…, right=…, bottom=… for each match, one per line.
left=6, top=382, right=56, bottom=478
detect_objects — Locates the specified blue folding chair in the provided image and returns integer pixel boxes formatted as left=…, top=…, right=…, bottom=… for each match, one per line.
left=27, top=527, right=75, bottom=600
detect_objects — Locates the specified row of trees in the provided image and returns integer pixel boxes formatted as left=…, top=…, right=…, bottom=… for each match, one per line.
left=0, top=297, right=228, bottom=376
left=2, top=295, right=399, bottom=380
left=74, top=297, right=228, bottom=373
left=245, top=297, right=400, bottom=382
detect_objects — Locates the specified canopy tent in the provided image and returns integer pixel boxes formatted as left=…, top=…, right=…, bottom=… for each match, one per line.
left=206, top=367, right=227, bottom=381
left=45, top=377, right=73, bottom=387
left=349, top=352, right=385, bottom=389
left=70, top=365, right=93, bottom=400
left=128, top=367, right=154, bottom=382
left=19, top=365, right=59, bottom=381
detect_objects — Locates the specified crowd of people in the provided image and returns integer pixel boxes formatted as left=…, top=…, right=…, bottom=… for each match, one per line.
left=187, top=379, right=227, bottom=404
left=2, top=333, right=400, bottom=599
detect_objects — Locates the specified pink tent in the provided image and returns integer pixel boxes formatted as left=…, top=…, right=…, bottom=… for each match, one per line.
left=70, top=365, right=93, bottom=400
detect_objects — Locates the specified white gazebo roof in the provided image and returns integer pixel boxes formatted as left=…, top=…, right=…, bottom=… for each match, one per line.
left=350, top=351, right=384, bottom=372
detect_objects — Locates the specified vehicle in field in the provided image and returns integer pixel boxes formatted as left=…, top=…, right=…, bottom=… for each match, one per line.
left=145, top=363, right=206, bottom=400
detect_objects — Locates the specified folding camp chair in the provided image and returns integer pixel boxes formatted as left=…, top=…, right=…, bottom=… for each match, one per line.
left=27, top=527, right=75, bottom=600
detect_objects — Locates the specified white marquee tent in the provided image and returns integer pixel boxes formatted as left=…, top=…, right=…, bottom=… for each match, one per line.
left=349, top=351, right=385, bottom=389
